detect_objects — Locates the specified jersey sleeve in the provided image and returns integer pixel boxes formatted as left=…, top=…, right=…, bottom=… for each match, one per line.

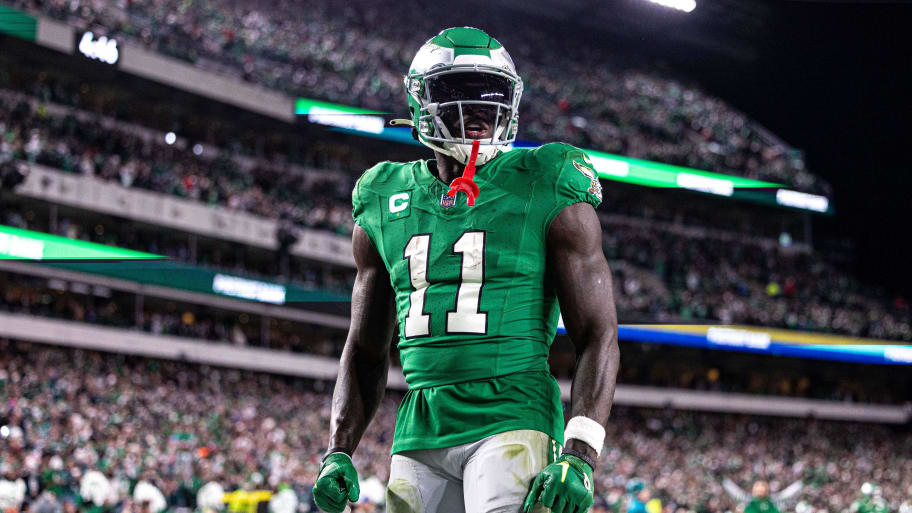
left=538, top=143, right=603, bottom=235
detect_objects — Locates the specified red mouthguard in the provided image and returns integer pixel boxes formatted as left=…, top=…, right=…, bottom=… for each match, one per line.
left=447, top=140, right=481, bottom=206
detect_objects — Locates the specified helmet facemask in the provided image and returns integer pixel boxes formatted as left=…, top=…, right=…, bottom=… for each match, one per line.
left=408, top=64, right=522, bottom=165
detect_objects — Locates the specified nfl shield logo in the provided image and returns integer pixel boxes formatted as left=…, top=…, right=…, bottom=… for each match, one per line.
left=440, top=193, right=456, bottom=209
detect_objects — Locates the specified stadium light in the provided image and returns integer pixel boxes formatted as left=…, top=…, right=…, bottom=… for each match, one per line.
left=644, top=0, right=696, bottom=13
left=775, top=189, right=829, bottom=212
left=164, top=132, right=176, bottom=145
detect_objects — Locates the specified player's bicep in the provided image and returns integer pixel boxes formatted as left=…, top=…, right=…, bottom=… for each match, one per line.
left=546, top=202, right=616, bottom=351
left=348, top=225, right=396, bottom=357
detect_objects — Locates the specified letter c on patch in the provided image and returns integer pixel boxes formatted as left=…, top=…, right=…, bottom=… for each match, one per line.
left=389, top=193, right=409, bottom=213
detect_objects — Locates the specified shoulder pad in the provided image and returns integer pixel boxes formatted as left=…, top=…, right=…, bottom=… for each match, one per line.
left=531, top=142, right=588, bottom=174
left=356, top=160, right=396, bottom=188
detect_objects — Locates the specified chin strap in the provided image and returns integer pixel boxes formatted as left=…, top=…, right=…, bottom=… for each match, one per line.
left=447, top=140, right=481, bottom=206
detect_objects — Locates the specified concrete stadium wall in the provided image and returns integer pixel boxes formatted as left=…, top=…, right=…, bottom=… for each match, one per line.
left=33, top=16, right=292, bottom=122
left=16, top=165, right=355, bottom=267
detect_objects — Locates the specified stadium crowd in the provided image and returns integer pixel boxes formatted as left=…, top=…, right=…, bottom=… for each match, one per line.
left=6, top=0, right=830, bottom=195
left=0, top=272, right=344, bottom=356
left=2, top=4, right=909, bottom=513
left=4, top=270, right=906, bottom=404
left=601, top=221, right=912, bottom=341
left=1, top=90, right=908, bottom=340
left=1, top=340, right=909, bottom=513
left=0, top=90, right=356, bottom=236
left=8, top=197, right=908, bottom=342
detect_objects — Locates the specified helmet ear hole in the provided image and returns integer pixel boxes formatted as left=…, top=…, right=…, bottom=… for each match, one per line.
left=411, top=127, right=419, bottom=141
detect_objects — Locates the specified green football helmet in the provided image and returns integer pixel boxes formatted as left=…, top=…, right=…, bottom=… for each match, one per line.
left=404, top=27, right=523, bottom=165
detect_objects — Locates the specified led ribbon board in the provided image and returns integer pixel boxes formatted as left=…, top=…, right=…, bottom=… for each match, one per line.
left=571, top=148, right=774, bottom=193
left=295, top=96, right=832, bottom=214
left=0, top=5, right=37, bottom=41
left=41, top=259, right=349, bottom=303
left=0, top=225, right=161, bottom=260
left=212, top=273, right=286, bottom=305
left=0, top=225, right=348, bottom=303
left=294, top=98, right=387, bottom=134
left=556, top=321, right=912, bottom=365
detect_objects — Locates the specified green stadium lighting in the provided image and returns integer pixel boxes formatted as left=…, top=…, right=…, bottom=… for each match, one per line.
left=0, top=225, right=163, bottom=260
left=581, top=148, right=776, bottom=191
left=294, top=98, right=387, bottom=134
left=294, top=95, right=837, bottom=213
left=0, top=225, right=349, bottom=303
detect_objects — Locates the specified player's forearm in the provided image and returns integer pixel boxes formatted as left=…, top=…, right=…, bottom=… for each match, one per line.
left=328, top=337, right=390, bottom=453
left=565, top=311, right=619, bottom=465
left=568, top=322, right=619, bottom=423
left=560, top=268, right=619, bottom=466
left=547, top=203, right=621, bottom=466
left=327, top=227, right=395, bottom=455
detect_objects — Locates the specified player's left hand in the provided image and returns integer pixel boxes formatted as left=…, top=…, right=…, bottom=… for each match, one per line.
left=523, top=454, right=594, bottom=513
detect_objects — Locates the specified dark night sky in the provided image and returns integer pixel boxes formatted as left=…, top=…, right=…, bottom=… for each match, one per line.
left=695, top=2, right=912, bottom=296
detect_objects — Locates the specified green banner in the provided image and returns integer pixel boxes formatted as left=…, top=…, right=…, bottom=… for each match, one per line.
left=584, top=148, right=778, bottom=190
left=1, top=225, right=350, bottom=303
left=0, top=5, right=37, bottom=41
left=294, top=98, right=387, bottom=116
left=0, top=225, right=161, bottom=260
left=295, top=95, right=833, bottom=214
left=44, top=260, right=350, bottom=303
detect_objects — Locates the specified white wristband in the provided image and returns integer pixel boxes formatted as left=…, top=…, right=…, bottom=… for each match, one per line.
left=564, top=416, right=605, bottom=457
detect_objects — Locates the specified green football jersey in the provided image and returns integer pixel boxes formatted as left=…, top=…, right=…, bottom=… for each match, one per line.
left=745, top=499, right=780, bottom=513
left=352, top=142, right=602, bottom=453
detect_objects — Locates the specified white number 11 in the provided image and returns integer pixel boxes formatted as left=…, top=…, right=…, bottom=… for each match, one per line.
left=403, top=231, right=487, bottom=337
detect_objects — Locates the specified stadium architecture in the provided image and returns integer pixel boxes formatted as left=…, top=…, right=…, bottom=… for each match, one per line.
left=0, top=3, right=910, bottom=513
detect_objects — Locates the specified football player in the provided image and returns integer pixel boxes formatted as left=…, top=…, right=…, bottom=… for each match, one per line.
left=312, top=27, right=619, bottom=513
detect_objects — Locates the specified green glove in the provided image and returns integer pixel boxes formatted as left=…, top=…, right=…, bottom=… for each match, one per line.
left=523, top=454, right=594, bottom=513
left=312, top=453, right=360, bottom=513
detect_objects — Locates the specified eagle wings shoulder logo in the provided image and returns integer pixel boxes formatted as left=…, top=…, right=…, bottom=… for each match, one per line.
left=572, top=159, right=602, bottom=201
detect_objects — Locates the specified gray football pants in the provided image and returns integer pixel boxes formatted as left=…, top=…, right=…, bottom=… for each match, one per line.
left=386, top=429, right=558, bottom=513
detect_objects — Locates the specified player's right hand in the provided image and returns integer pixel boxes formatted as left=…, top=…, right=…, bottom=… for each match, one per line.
left=312, top=453, right=359, bottom=513
left=523, top=454, right=594, bottom=513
